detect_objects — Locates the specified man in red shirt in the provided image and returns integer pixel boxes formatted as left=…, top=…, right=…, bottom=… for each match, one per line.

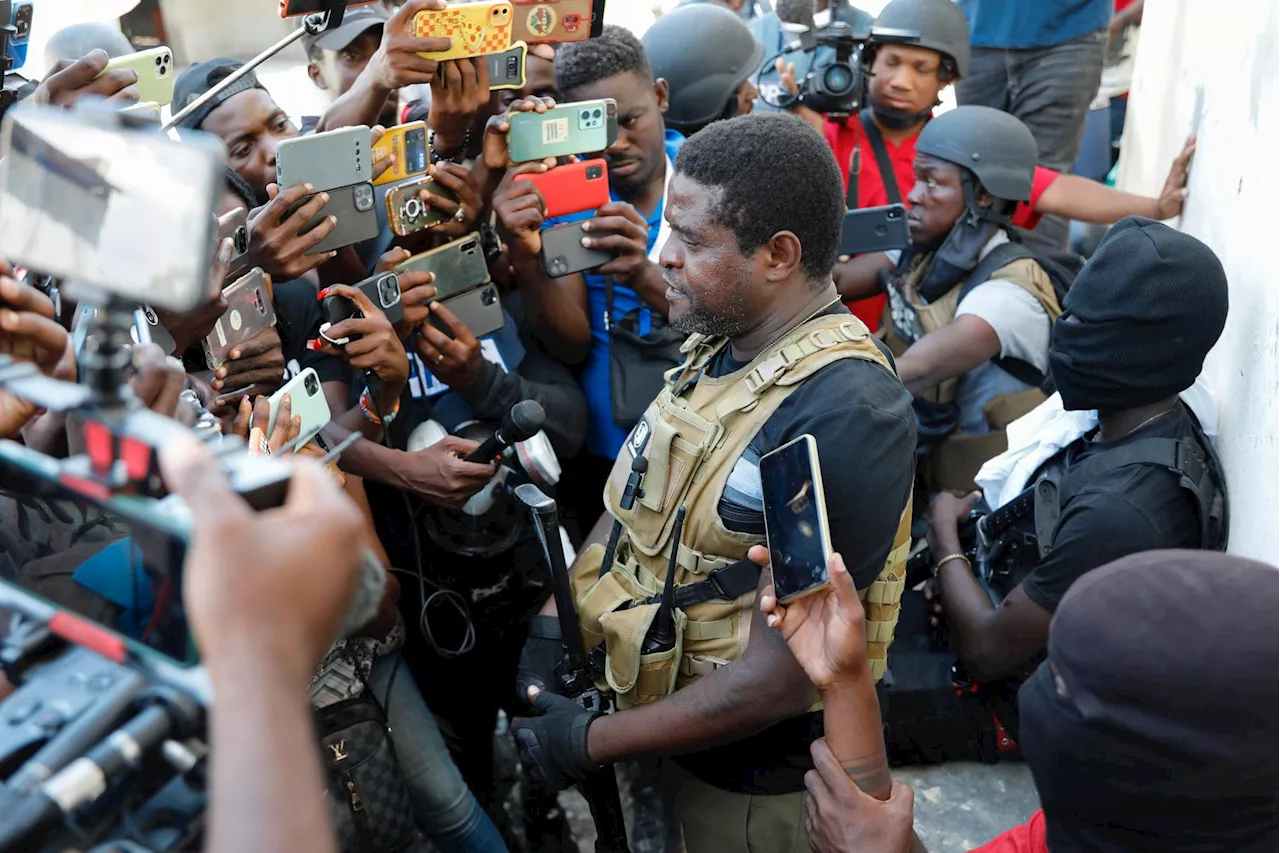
left=785, top=0, right=1194, bottom=329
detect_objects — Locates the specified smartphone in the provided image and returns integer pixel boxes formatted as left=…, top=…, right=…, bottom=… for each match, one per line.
left=96, top=47, right=176, bottom=106
left=840, top=203, right=909, bottom=256
left=354, top=271, right=404, bottom=325
left=540, top=220, right=614, bottom=278
left=119, top=101, right=162, bottom=123
left=510, top=0, right=605, bottom=45
left=395, top=233, right=489, bottom=300
left=6, top=1, right=32, bottom=70
left=760, top=434, right=833, bottom=604
left=279, top=0, right=378, bottom=18
left=202, top=268, right=276, bottom=370
left=517, top=158, right=609, bottom=219
left=217, top=207, right=251, bottom=277
left=487, top=41, right=528, bottom=90
left=385, top=176, right=458, bottom=236
left=276, top=125, right=371, bottom=193
left=266, top=367, right=332, bottom=447
left=429, top=283, right=505, bottom=340
left=413, top=1, right=515, bottom=60
left=508, top=99, right=618, bottom=163
left=371, top=121, right=428, bottom=187
left=320, top=293, right=360, bottom=346
left=296, top=183, right=379, bottom=256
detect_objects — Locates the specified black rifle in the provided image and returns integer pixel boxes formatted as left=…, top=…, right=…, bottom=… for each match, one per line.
left=515, top=484, right=630, bottom=853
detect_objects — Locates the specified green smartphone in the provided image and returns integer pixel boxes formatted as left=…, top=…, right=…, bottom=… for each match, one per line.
left=507, top=98, right=618, bottom=163
left=96, top=47, right=176, bottom=107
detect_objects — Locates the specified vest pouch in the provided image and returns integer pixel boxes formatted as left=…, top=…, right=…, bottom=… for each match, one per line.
left=597, top=601, right=687, bottom=709
left=927, top=431, right=1010, bottom=493
left=983, top=388, right=1046, bottom=431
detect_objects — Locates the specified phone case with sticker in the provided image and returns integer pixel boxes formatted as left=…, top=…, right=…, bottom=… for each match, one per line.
left=372, top=121, right=429, bottom=187
left=413, top=1, right=514, bottom=61
left=508, top=99, right=617, bottom=163
left=202, top=269, right=276, bottom=370
left=385, top=177, right=458, bottom=237
left=510, top=0, right=601, bottom=45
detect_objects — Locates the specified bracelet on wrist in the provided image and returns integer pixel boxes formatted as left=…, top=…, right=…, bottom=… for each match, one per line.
left=430, top=128, right=471, bottom=164
left=934, top=552, right=971, bottom=576
left=359, top=390, right=400, bottom=425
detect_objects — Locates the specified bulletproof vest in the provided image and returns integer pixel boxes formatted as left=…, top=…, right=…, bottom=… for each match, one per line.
left=976, top=414, right=1230, bottom=599
left=882, top=253, right=1063, bottom=491
left=568, top=313, right=913, bottom=709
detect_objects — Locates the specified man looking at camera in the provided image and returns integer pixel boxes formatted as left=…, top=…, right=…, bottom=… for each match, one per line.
left=510, top=113, right=916, bottom=853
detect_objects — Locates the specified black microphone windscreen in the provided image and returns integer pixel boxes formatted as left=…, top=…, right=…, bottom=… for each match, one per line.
left=506, top=400, right=546, bottom=442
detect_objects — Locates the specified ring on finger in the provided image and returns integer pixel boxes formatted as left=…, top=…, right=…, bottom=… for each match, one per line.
left=452, top=207, right=466, bottom=223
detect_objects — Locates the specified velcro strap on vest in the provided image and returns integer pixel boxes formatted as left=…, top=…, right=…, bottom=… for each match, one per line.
left=680, top=654, right=731, bottom=678
left=682, top=618, right=734, bottom=641
left=636, top=557, right=762, bottom=610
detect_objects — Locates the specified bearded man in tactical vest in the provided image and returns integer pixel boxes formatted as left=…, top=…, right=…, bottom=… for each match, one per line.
left=511, top=113, right=917, bottom=853
left=886, top=105, right=1063, bottom=493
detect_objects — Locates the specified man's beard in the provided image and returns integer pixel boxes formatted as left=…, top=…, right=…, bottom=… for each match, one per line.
left=667, top=274, right=752, bottom=339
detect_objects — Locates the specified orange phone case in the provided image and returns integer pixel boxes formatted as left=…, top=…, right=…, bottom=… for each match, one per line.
left=371, top=121, right=429, bottom=187
left=413, top=2, right=514, bottom=60
left=510, top=1, right=594, bottom=45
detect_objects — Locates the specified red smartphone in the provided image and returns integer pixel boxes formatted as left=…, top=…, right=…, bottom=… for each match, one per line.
left=279, top=0, right=378, bottom=18
left=517, top=158, right=610, bottom=219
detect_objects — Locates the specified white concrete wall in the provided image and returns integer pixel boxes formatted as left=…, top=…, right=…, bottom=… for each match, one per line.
left=1117, top=0, right=1279, bottom=563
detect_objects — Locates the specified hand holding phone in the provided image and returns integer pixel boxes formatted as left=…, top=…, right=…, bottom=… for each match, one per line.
left=507, top=98, right=617, bottom=163
left=413, top=1, right=515, bottom=60
left=516, top=158, right=609, bottom=219
left=95, top=47, right=176, bottom=106
left=313, top=285, right=411, bottom=404
left=265, top=368, right=332, bottom=448
left=372, top=121, right=429, bottom=187
left=760, top=434, right=833, bottom=604
left=32, top=50, right=140, bottom=109
left=247, top=184, right=340, bottom=280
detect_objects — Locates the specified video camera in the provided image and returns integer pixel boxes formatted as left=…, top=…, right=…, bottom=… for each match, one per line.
left=758, top=19, right=870, bottom=118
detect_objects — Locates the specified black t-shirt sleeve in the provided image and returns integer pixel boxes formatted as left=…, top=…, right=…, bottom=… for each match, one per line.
left=1020, top=493, right=1166, bottom=612
left=760, top=360, right=916, bottom=590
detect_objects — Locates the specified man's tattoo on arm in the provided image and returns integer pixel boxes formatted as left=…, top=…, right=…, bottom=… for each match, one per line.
left=841, top=754, right=893, bottom=796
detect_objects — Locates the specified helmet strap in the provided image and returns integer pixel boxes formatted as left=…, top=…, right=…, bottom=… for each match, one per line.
left=871, top=100, right=931, bottom=131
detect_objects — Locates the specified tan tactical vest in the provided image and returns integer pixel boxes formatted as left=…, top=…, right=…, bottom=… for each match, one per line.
left=881, top=256, right=1062, bottom=491
left=568, top=313, right=913, bottom=710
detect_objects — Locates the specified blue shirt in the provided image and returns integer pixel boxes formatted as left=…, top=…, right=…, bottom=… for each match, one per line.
left=957, top=0, right=1110, bottom=49
left=545, top=130, right=686, bottom=459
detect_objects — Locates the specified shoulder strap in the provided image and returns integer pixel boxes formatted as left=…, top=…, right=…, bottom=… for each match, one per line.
left=858, top=108, right=903, bottom=206
left=603, top=274, right=615, bottom=330
left=1035, top=430, right=1229, bottom=554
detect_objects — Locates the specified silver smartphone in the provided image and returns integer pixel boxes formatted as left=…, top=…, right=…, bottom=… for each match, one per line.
left=429, top=283, right=505, bottom=340
left=202, top=268, right=276, bottom=370
left=275, top=125, right=371, bottom=192
left=760, top=433, right=833, bottom=604
left=217, top=207, right=252, bottom=278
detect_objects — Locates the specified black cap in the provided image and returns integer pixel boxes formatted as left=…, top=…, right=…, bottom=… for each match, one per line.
left=172, top=58, right=267, bottom=132
left=301, top=4, right=389, bottom=56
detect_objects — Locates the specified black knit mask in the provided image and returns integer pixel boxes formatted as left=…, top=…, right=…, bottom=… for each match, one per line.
left=1049, top=217, right=1229, bottom=412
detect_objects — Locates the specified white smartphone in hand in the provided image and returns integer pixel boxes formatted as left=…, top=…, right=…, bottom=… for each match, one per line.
left=266, top=367, right=331, bottom=448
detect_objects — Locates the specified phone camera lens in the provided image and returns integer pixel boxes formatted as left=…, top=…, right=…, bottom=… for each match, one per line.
left=234, top=227, right=248, bottom=254
left=593, top=109, right=602, bottom=119
left=581, top=110, right=590, bottom=120
left=305, top=374, right=319, bottom=395
left=481, top=288, right=497, bottom=307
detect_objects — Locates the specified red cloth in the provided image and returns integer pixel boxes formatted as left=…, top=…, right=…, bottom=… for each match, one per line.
left=823, top=116, right=1060, bottom=330
left=970, top=810, right=1050, bottom=853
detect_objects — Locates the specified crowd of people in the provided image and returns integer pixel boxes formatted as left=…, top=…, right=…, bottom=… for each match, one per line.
left=0, top=0, right=1274, bottom=852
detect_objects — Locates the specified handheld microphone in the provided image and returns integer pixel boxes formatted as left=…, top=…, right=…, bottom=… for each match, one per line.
left=464, top=400, right=546, bottom=464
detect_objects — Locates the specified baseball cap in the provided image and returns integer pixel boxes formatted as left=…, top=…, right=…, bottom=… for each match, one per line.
left=171, top=58, right=268, bottom=132
left=301, top=4, right=390, bottom=55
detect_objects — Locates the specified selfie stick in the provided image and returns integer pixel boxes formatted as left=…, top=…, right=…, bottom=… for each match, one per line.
left=514, top=484, right=630, bottom=853
left=162, top=1, right=349, bottom=132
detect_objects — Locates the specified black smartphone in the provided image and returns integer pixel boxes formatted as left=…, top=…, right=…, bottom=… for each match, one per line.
left=355, top=271, right=404, bottom=326
left=760, top=434, right=833, bottom=604
left=540, top=220, right=615, bottom=278
left=840, top=203, right=909, bottom=256
left=428, top=283, right=506, bottom=340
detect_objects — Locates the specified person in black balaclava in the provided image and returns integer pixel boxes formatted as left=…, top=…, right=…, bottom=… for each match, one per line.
left=775, top=548, right=1277, bottom=853
left=919, top=219, right=1231, bottom=761
left=1015, top=549, right=1278, bottom=853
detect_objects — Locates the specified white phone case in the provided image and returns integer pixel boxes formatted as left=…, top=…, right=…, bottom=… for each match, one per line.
left=266, top=367, right=332, bottom=447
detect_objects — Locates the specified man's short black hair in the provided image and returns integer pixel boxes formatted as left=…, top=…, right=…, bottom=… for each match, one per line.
left=554, top=25, right=651, bottom=94
left=675, top=113, right=845, bottom=282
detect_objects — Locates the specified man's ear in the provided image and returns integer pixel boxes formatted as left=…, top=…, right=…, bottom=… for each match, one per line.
left=306, top=62, right=328, bottom=93
left=654, top=78, right=670, bottom=114
left=973, top=187, right=995, bottom=210
left=763, top=231, right=804, bottom=284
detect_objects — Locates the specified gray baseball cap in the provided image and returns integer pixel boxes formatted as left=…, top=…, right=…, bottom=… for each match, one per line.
left=301, top=4, right=390, bottom=55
